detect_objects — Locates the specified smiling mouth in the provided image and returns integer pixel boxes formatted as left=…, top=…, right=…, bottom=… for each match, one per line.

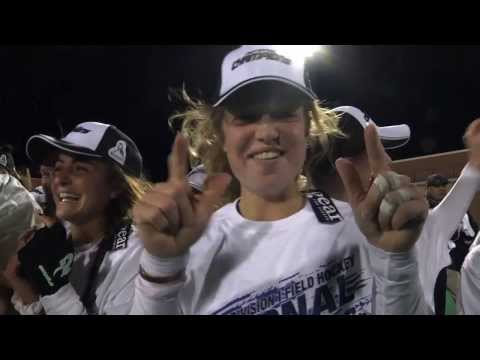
left=58, top=192, right=80, bottom=203
left=251, top=151, right=284, bottom=160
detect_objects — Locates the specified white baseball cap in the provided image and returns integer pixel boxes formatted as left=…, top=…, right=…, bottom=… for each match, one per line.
left=333, top=106, right=411, bottom=150
left=186, top=164, right=207, bottom=192
left=26, top=122, right=143, bottom=177
left=214, top=45, right=317, bottom=107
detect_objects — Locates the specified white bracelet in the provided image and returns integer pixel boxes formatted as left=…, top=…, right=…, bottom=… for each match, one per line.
left=11, top=292, right=43, bottom=315
left=140, top=250, right=187, bottom=278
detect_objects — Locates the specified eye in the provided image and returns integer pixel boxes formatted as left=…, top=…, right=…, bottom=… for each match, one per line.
left=232, top=113, right=261, bottom=124
left=53, top=162, right=63, bottom=173
left=74, top=163, right=90, bottom=173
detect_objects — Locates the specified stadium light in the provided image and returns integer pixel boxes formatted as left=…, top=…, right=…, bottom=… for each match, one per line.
left=273, top=45, right=325, bottom=65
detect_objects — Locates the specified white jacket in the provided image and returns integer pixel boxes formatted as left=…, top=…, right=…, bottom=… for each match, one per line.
left=0, top=174, right=42, bottom=270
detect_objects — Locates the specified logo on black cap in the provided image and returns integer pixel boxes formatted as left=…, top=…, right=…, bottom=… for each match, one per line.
left=0, top=154, right=7, bottom=168
left=108, top=140, right=127, bottom=165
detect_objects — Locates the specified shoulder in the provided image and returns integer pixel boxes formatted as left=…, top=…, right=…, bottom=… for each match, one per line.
left=463, top=244, right=480, bottom=277
left=107, top=223, right=144, bottom=263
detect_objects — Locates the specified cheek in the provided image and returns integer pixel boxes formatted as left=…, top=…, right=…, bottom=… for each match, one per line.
left=83, top=177, right=112, bottom=207
left=222, top=126, right=250, bottom=157
left=283, top=123, right=308, bottom=158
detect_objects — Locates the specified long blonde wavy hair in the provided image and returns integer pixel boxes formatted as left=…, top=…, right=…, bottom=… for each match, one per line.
left=169, top=88, right=343, bottom=201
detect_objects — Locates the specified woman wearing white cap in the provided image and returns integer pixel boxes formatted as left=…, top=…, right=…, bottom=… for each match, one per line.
left=3, top=122, right=152, bottom=315
left=131, top=45, right=429, bottom=315
left=307, top=109, right=480, bottom=314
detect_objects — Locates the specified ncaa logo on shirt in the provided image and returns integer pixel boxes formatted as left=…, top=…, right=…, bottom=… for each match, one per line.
left=307, top=191, right=343, bottom=224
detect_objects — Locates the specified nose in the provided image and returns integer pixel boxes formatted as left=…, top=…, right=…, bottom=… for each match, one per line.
left=255, top=115, right=280, bottom=144
left=52, top=166, right=72, bottom=187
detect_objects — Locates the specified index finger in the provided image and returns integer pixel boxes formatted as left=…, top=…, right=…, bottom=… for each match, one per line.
left=365, top=123, right=391, bottom=175
left=168, top=133, right=189, bottom=182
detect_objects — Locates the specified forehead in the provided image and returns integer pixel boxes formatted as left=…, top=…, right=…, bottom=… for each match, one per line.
left=223, top=81, right=309, bottom=114
left=56, top=152, right=103, bottom=166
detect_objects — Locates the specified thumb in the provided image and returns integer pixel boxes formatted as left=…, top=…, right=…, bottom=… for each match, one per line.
left=196, top=173, right=232, bottom=222
left=335, top=157, right=365, bottom=207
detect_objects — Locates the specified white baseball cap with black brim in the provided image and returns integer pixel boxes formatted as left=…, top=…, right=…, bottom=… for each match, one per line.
left=214, top=45, right=318, bottom=107
left=26, top=122, right=143, bottom=177
left=333, top=106, right=411, bottom=150
left=186, top=164, right=207, bottom=192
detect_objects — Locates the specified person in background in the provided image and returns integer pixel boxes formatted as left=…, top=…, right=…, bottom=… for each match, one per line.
left=0, top=143, right=42, bottom=314
left=30, top=153, right=59, bottom=227
left=425, top=173, right=479, bottom=314
left=3, top=122, right=152, bottom=315
left=307, top=109, right=480, bottom=315
left=130, top=45, right=429, bottom=315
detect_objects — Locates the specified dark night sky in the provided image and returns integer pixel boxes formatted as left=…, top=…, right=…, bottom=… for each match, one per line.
left=2, top=45, right=480, bottom=181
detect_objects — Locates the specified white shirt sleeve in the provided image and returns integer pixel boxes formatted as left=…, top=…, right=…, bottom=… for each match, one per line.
left=129, top=250, right=187, bottom=315
left=458, top=236, right=480, bottom=314
left=429, top=164, right=480, bottom=239
left=40, top=277, right=142, bottom=315
left=366, top=243, right=429, bottom=314
left=40, top=284, right=88, bottom=315
left=416, top=163, right=480, bottom=311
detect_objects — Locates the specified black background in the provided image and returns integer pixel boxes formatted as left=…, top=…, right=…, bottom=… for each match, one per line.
left=2, top=45, right=479, bottom=181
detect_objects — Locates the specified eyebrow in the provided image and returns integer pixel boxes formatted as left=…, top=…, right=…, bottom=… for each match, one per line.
left=55, top=156, right=94, bottom=166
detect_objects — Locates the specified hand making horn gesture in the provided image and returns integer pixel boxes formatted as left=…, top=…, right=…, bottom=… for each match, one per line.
left=133, top=134, right=231, bottom=258
left=336, top=123, right=428, bottom=252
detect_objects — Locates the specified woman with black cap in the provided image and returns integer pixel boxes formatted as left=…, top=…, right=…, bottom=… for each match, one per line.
left=131, top=45, right=429, bottom=315
left=3, top=122, right=151, bottom=315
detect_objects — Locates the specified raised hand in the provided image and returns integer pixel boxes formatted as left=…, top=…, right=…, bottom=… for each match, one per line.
left=464, top=118, right=480, bottom=170
left=133, top=134, right=231, bottom=258
left=336, top=124, right=428, bottom=252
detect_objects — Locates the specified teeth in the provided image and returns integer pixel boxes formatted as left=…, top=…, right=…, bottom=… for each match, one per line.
left=253, top=151, right=280, bottom=160
left=59, top=192, right=80, bottom=201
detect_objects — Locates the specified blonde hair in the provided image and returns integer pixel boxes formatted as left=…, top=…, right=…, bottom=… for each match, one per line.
left=106, top=164, right=152, bottom=235
left=169, top=88, right=343, bottom=201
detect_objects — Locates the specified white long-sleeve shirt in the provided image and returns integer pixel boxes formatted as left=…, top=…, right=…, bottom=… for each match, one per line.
left=458, top=233, right=480, bottom=314
left=415, top=164, right=480, bottom=313
left=131, top=192, right=428, bottom=315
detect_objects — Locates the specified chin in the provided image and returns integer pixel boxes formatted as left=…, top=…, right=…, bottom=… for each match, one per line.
left=56, top=207, right=81, bottom=223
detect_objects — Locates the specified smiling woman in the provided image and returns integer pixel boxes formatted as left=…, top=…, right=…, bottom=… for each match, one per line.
left=131, top=45, right=429, bottom=315
left=3, top=122, right=152, bottom=315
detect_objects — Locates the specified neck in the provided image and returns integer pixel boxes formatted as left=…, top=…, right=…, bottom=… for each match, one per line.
left=238, top=186, right=305, bottom=221
left=315, top=174, right=348, bottom=202
left=69, top=216, right=108, bottom=245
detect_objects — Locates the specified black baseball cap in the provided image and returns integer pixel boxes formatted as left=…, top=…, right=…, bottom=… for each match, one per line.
left=26, top=122, right=143, bottom=177
left=426, top=174, right=449, bottom=187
